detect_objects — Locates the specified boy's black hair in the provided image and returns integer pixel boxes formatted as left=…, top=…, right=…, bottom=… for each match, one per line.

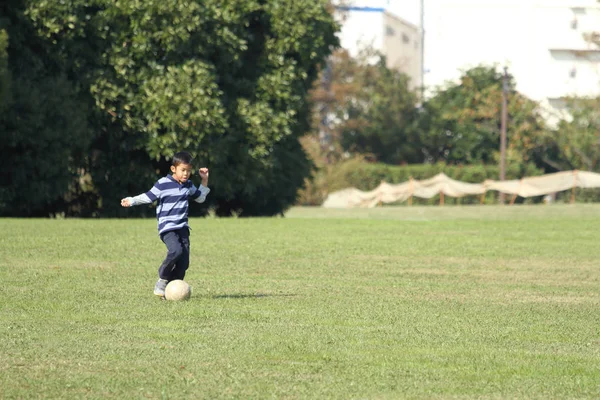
left=172, top=151, right=193, bottom=167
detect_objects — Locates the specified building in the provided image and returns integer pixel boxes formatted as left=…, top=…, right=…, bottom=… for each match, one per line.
left=421, top=0, right=600, bottom=122
left=538, top=1, right=600, bottom=119
left=334, top=1, right=423, bottom=91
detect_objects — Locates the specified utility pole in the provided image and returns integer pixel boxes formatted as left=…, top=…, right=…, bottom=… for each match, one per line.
left=499, top=66, right=508, bottom=204
left=319, top=59, right=333, bottom=164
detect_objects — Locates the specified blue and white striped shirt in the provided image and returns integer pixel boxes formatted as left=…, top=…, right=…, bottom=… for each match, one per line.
left=126, top=175, right=210, bottom=235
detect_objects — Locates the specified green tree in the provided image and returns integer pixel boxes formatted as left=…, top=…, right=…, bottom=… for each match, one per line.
left=0, top=0, right=92, bottom=216
left=312, top=49, right=419, bottom=164
left=338, top=56, right=420, bottom=164
left=418, top=66, right=546, bottom=168
left=307, top=49, right=364, bottom=164
left=543, top=97, right=600, bottom=172
left=11, top=0, right=339, bottom=217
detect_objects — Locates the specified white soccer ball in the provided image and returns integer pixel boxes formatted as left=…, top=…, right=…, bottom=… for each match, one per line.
left=164, top=280, right=191, bottom=301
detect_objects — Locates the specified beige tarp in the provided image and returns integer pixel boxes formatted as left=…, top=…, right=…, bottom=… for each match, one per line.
left=484, top=171, right=577, bottom=197
left=322, top=170, right=600, bottom=208
left=417, top=173, right=486, bottom=198
left=321, top=187, right=381, bottom=208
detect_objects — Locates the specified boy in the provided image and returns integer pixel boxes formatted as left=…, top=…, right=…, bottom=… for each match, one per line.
left=121, top=151, right=210, bottom=298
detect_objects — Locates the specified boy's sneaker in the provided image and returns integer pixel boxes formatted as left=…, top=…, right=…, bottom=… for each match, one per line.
left=154, top=279, right=169, bottom=297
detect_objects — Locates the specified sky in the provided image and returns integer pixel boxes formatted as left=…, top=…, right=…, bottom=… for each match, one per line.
left=386, top=0, right=422, bottom=26
left=342, top=0, right=422, bottom=25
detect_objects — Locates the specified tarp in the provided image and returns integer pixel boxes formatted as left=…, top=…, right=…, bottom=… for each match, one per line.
left=484, top=171, right=577, bottom=198
left=322, top=170, right=600, bottom=208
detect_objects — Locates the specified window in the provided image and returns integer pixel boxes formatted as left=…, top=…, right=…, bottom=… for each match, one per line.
left=571, top=18, right=578, bottom=30
left=402, top=33, right=410, bottom=44
left=570, top=66, right=577, bottom=78
left=385, top=25, right=395, bottom=36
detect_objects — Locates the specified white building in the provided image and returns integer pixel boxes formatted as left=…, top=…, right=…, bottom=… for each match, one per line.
left=334, top=1, right=423, bottom=91
left=421, top=0, right=600, bottom=121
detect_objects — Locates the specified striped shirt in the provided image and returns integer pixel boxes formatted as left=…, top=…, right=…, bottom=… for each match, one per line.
left=126, top=175, right=210, bottom=235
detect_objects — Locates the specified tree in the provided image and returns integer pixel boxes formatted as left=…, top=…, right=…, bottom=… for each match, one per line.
left=339, top=56, right=420, bottom=164
left=310, top=49, right=420, bottom=165
left=542, top=97, right=600, bottom=172
left=418, top=65, right=546, bottom=168
left=4, top=0, right=339, bottom=217
left=308, top=49, right=364, bottom=163
left=0, top=0, right=93, bottom=216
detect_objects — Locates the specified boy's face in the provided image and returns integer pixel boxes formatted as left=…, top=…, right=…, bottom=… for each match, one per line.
left=171, top=163, right=193, bottom=183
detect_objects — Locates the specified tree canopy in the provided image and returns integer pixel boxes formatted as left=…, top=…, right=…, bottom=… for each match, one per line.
left=418, top=66, right=546, bottom=167
left=309, top=49, right=420, bottom=165
left=309, top=61, right=548, bottom=173
left=0, top=0, right=92, bottom=216
left=544, top=97, right=600, bottom=172
left=0, top=0, right=339, bottom=217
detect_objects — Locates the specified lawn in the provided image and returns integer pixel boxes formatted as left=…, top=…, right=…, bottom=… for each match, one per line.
left=1, top=205, right=599, bottom=399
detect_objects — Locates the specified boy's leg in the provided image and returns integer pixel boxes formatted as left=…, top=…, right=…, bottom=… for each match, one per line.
left=172, top=228, right=190, bottom=281
left=158, top=230, right=184, bottom=281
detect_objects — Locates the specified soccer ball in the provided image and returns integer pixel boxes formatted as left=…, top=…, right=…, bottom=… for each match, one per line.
left=164, top=280, right=191, bottom=301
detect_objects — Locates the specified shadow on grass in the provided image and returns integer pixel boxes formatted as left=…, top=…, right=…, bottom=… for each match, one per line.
left=211, top=293, right=297, bottom=300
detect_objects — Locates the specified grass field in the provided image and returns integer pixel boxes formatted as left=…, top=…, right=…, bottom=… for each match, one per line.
left=1, top=205, right=599, bottom=399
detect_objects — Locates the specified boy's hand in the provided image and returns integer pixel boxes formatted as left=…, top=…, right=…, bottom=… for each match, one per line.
left=199, top=168, right=209, bottom=180
left=121, top=198, right=132, bottom=207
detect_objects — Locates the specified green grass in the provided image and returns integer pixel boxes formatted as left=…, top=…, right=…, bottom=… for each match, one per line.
left=1, top=205, right=599, bottom=399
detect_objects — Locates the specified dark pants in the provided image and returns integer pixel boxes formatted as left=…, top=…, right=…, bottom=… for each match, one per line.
left=158, top=227, right=190, bottom=281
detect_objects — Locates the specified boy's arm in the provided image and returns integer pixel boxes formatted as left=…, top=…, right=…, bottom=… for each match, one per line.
left=190, top=167, right=210, bottom=204
left=121, top=193, right=153, bottom=207
left=121, top=183, right=161, bottom=207
left=190, top=184, right=210, bottom=204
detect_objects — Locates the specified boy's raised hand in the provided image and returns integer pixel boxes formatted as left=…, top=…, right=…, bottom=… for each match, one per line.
left=121, top=198, right=132, bottom=207
left=199, top=168, right=209, bottom=180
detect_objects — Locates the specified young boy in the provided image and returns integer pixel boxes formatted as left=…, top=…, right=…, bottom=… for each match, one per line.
left=120, top=151, right=210, bottom=298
